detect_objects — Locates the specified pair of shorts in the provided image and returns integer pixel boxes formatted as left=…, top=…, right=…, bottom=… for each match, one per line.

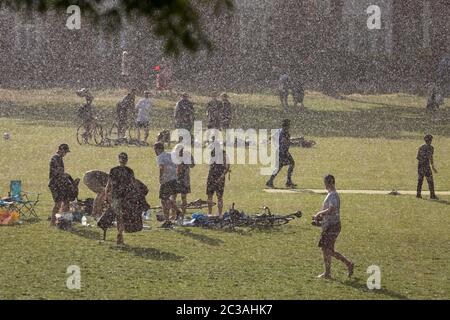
left=279, top=153, right=295, bottom=167
left=49, top=180, right=70, bottom=203
left=159, top=180, right=180, bottom=200
left=136, top=121, right=149, bottom=129
left=178, top=182, right=191, bottom=195
left=318, top=223, right=341, bottom=250
left=206, top=179, right=225, bottom=197
left=279, top=89, right=289, bottom=100
left=418, top=165, right=432, bottom=178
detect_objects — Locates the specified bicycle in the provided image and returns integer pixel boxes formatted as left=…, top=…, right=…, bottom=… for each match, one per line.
left=76, top=117, right=105, bottom=145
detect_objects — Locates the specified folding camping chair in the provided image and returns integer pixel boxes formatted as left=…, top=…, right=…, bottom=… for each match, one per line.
left=9, top=180, right=40, bottom=220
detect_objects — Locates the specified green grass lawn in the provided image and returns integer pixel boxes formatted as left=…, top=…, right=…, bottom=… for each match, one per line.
left=0, top=89, right=449, bottom=299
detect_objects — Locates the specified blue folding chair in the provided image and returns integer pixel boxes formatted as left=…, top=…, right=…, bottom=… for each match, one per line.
left=9, top=180, right=40, bottom=220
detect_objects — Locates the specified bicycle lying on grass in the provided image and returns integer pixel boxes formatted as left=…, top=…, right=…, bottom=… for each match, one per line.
left=191, top=204, right=302, bottom=230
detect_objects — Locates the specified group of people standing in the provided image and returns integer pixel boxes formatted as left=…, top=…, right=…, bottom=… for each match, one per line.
left=278, top=72, right=305, bottom=111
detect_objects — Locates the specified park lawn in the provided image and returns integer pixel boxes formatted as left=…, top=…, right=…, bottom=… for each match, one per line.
left=0, top=89, right=449, bottom=299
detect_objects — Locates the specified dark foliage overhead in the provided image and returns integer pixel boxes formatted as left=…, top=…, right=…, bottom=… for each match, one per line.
left=0, top=0, right=234, bottom=54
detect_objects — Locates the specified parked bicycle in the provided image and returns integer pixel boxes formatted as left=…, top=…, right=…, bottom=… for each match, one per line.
left=76, top=117, right=105, bottom=145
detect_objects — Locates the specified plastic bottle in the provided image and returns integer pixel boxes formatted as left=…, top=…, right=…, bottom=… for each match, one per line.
left=81, top=215, right=87, bottom=226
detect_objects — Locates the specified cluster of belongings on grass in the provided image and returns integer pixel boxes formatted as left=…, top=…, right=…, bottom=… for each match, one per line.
left=253, top=136, right=316, bottom=148
left=0, top=209, right=20, bottom=225
left=290, top=137, right=316, bottom=148
left=83, top=170, right=150, bottom=240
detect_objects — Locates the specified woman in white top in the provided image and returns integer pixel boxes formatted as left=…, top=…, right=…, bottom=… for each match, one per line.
left=313, top=174, right=354, bottom=279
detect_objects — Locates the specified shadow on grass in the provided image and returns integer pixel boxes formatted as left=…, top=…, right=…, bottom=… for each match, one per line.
left=337, top=278, right=410, bottom=300
left=174, top=228, right=224, bottom=246
left=2, top=99, right=450, bottom=138
left=70, top=226, right=102, bottom=240
left=112, top=244, right=184, bottom=262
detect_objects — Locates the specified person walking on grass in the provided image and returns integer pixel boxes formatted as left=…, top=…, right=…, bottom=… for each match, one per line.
left=313, top=175, right=354, bottom=279
left=153, top=142, right=181, bottom=226
left=416, top=134, right=438, bottom=200
left=48, top=144, right=71, bottom=226
left=105, top=152, right=135, bottom=245
left=206, top=147, right=230, bottom=217
left=266, top=119, right=297, bottom=189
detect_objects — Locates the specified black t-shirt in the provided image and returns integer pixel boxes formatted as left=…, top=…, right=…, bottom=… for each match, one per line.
left=109, top=166, right=135, bottom=199
left=279, top=128, right=291, bottom=156
left=49, top=154, right=64, bottom=181
left=417, top=144, right=434, bottom=166
left=174, top=99, right=194, bottom=129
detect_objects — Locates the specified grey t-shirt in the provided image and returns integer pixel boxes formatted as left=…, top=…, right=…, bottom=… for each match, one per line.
left=322, top=191, right=341, bottom=230
left=157, top=152, right=177, bottom=184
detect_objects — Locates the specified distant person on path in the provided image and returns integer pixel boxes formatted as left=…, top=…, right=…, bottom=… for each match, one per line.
left=153, top=142, right=181, bottom=225
left=416, top=134, right=438, bottom=200
left=48, top=144, right=71, bottom=226
left=135, top=90, right=152, bottom=143
left=174, top=93, right=195, bottom=132
left=278, top=72, right=291, bottom=111
left=220, top=92, right=232, bottom=130
left=116, top=89, right=136, bottom=139
left=105, top=152, right=136, bottom=245
left=313, top=175, right=354, bottom=279
left=436, top=54, right=450, bottom=97
left=266, top=119, right=297, bottom=189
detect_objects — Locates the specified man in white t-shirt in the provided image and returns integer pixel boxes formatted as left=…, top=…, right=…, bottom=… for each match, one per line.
left=153, top=142, right=180, bottom=225
left=135, top=91, right=152, bottom=143
left=313, top=175, right=354, bottom=279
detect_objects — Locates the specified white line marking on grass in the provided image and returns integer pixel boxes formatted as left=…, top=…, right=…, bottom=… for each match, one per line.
left=263, top=189, right=450, bottom=196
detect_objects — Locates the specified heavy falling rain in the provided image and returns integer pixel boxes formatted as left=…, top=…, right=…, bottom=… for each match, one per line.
left=0, top=0, right=449, bottom=303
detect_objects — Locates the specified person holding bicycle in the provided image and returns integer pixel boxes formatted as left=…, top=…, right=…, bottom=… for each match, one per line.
left=135, top=90, right=152, bottom=143
left=76, top=88, right=95, bottom=144
left=116, top=88, right=136, bottom=139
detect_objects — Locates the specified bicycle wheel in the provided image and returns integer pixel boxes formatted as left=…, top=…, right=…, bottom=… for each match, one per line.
left=92, top=124, right=104, bottom=145
left=76, top=125, right=87, bottom=145
left=252, top=216, right=290, bottom=228
left=109, top=123, right=119, bottom=140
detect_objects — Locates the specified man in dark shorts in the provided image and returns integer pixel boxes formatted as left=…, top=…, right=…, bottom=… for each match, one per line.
left=116, top=88, right=136, bottom=139
left=175, top=146, right=195, bottom=219
left=105, top=152, right=135, bottom=245
left=207, top=148, right=230, bottom=217
left=266, top=119, right=297, bottom=188
left=174, top=93, right=195, bottom=132
left=416, top=134, right=438, bottom=200
left=153, top=142, right=181, bottom=224
left=48, top=144, right=71, bottom=226
left=313, top=175, right=354, bottom=279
